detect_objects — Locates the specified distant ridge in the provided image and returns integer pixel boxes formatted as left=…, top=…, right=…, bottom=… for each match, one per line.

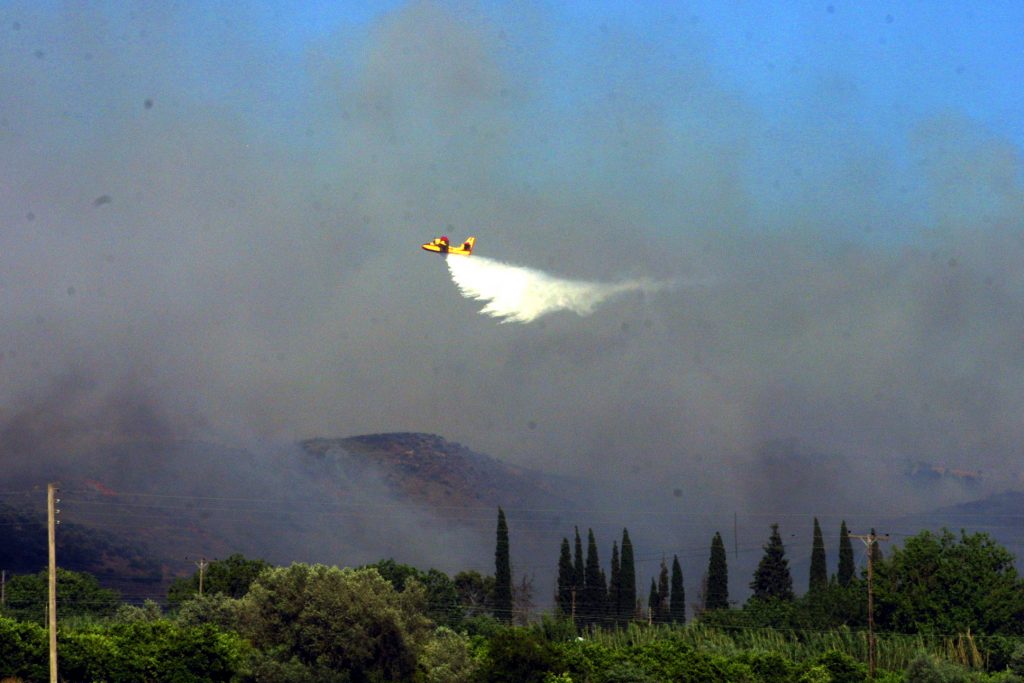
left=301, top=432, right=580, bottom=520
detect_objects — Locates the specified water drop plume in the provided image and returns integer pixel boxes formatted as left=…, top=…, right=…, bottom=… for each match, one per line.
left=447, top=256, right=667, bottom=323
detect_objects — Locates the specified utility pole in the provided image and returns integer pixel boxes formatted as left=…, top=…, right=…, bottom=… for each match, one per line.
left=850, top=530, right=889, bottom=679
left=195, top=558, right=208, bottom=597
left=47, top=482, right=59, bottom=683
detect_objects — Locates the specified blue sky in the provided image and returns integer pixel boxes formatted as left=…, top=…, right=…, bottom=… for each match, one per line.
left=262, top=2, right=1024, bottom=148
left=96, top=1, right=1022, bottom=159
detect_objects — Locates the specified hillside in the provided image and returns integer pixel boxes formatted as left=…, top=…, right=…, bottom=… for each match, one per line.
left=1, top=433, right=582, bottom=600
left=301, top=432, right=581, bottom=517
left=5, top=430, right=1024, bottom=606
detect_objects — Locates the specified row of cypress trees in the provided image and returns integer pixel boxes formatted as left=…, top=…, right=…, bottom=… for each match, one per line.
left=550, top=518, right=860, bottom=625
left=554, top=527, right=638, bottom=627
left=492, top=509, right=862, bottom=626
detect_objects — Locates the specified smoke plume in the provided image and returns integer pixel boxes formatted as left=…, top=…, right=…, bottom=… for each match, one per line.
left=447, top=256, right=669, bottom=323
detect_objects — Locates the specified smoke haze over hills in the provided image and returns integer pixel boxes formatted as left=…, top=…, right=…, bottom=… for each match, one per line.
left=1, top=0, right=1024, bottom=586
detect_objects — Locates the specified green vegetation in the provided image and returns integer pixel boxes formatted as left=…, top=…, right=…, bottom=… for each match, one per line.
left=873, top=529, right=1024, bottom=636
left=3, top=517, right=1024, bottom=681
left=3, top=567, right=120, bottom=622
left=167, top=553, right=271, bottom=606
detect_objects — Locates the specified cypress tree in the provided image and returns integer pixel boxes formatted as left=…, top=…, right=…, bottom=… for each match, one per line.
left=647, top=578, right=658, bottom=622
left=556, top=537, right=574, bottom=617
left=494, top=507, right=513, bottom=622
left=705, top=531, right=729, bottom=611
left=656, top=558, right=670, bottom=623
left=750, top=523, right=794, bottom=601
left=809, top=517, right=827, bottom=593
left=609, top=541, right=620, bottom=625
left=573, top=527, right=585, bottom=596
left=669, top=555, right=685, bottom=624
left=837, top=520, right=854, bottom=586
left=583, top=529, right=604, bottom=627
left=618, top=529, right=636, bottom=624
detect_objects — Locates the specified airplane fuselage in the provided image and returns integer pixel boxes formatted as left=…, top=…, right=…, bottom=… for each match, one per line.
left=422, top=236, right=475, bottom=256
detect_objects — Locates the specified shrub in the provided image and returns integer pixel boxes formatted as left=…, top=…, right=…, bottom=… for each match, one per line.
left=420, top=626, right=479, bottom=683
left=815, top=650, right=866, bottom=683
left=485, top=627, right=563, bottom=683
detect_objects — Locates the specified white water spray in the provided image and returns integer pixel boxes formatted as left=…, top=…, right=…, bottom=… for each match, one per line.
left=447, top=256, right=668, bottom=323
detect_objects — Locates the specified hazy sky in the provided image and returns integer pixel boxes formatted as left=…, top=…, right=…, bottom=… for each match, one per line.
left=2, top=0, right=1023, bottom=523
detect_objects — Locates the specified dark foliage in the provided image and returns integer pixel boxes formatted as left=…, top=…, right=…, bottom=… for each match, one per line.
left=3, top=567, right=120, bottom=622
left=167, top=553, right=270, bottom=606
left=837, top=520, right=855, bottom=587
left=809, top=517, right=827, bottom=593
left=582, top=528, right=606, bottom=627
left=670, top=555, right=685, bottom=625
left=705, top=531, right=729, bottom=611
left=556, top=537, right=575, bottom=618
left=485, top=627, right=563, bottom=683
left=750, top=524, right=794, bottom=602
left=618, top=528, right=637, bottom=625
left=494, top=507, right=513, bottom=623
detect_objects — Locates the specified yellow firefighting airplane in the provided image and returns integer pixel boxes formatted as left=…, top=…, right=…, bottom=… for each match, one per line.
left=421, top=235, right=476, bottom=256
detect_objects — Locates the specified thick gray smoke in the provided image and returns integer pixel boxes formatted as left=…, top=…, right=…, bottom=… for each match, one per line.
left=1, top=1, right=1023, bottom=590
left=447, top=255, right=670, bottom=323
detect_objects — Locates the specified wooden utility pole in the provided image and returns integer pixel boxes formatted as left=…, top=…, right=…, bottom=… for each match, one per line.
left=850, top=530, right=890, bottom=679
left=47, top=482, right=59, bottom=683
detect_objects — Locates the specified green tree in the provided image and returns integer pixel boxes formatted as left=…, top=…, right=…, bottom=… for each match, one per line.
left=573, top=527, right=585, bottom=597
left=367, top=559, right=461, bottom=628
left=750, top=524, right=794, bottom=602
left=167, top=553, right=270, bottom=606
left=837, top=520, right=854, bottom=587
left=556, top=537, right=574, bottom=618
left=873, top=528, right=1024, bottom=635
left=582, top=529, right=606, bottom=627
left=809, top=517, right=827, bottom=593
left=61, top=620, right=244, bottom=682
left=484, top=627, right=562, bottom=683
left=419, top=626, right=479, bottom=683
left=608, top=541, right=620, bottom=625
left=494, top=507, right=513, bottom=623
left=618, top=528, right=637, bottom=624
left=705, top=531, right=729, bottom=611
left=670, top=555, right=686, bottom=624
left=656, top=558, right=670, bottom=623
left=647, top=578, right=659, bottom=621
left=4, top=568, right=119, bottom=622
left=239, top=563, right=432, bottom=681
left=453, top=570, right=494, bottom=618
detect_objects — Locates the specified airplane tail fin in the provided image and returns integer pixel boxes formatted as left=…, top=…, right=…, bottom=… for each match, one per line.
left=463, top=236, right=476, bottom=253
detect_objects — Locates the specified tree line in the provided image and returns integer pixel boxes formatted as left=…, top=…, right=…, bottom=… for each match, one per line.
left=3, top=507, right=1024, bottom=680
